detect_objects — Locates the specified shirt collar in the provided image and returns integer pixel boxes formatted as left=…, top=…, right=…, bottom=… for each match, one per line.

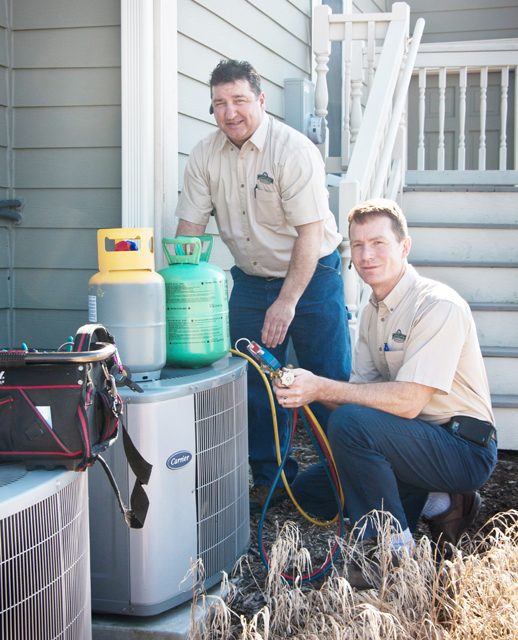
left=248, top=113, right=269, bottom=152
left=369, top=263, right=418, bottom=312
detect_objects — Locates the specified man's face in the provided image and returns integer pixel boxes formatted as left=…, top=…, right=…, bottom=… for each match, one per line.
left=211, top=80, right=265, bottom=148
left=350, top=215, right=411, bottom=300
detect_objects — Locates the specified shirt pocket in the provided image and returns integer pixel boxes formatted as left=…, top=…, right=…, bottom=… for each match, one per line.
left=254, top=188, right=286, bottom=230
left=384, top=349, right=405, bottom=381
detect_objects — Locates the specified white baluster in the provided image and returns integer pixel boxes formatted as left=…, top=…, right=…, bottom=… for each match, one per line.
left=417, top=67, right=426, bottom=170
left=500, top=66, right=509, bottom=171
left=313, top=4, right=331, bottom=160
left=395, top=60, right=407, bottom=194
left=350, top=40, right=364, bottom=154
left=479, top=66, right=488, bottom=171
left=342, top=21, right=353, bottom=167
left=458, top=67, right=467, bottom=171
left=437, top=67, right=446, bottom=171
left=339, top=179, right=361, bottom=344
left=366, top=21, right=375, bottom=98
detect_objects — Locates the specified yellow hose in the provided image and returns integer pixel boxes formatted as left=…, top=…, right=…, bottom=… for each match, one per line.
left=230, top=348, right=343, bottom=527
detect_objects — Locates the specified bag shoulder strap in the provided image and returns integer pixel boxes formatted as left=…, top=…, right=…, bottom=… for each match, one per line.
left=73, top=323, right=116, bottom=352
left=94, top=416, right=152, bottom=529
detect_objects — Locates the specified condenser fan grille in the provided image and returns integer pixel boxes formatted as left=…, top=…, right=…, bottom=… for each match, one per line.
left=195, top=374, right=249, bottom=578
left=0, top=473, right=90, bottom=639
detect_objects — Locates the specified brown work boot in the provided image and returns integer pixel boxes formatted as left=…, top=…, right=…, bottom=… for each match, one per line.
left=427, top=492, right=481, bottom=546
left=249, top=485, right=287, bottom=513
left=345, top=546, right=403, bottom=591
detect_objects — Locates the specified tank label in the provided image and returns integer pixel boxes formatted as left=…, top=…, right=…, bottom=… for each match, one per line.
left=165, top=280, right=227, bottom=313
left=88, top=295, right=97, bottom=322
left=166, top=450, right=193, bottom=470
left=167, top=314, right=229, bottom=345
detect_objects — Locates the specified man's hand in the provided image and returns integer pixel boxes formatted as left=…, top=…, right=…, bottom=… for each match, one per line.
left=272, top=368, right=321, bottom=407
left=272, top=367, right=436, bottom=418
left=175, top=219, right=207, bottom=254
left=261, top=298, right=296, bottom=348
left=260, top=220, right=324, bottom=349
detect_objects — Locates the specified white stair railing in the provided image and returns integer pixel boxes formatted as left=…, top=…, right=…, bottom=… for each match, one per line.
left=313, top=3, right=424, bottom=340
left=409, top=39, right=518, bottom=179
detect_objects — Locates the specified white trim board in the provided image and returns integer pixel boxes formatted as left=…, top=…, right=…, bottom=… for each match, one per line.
left=406, top=170, right=518, bottom=186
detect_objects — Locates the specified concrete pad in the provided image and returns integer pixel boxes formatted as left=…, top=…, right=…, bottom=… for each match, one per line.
left=92, top=584, right=225, bottom=640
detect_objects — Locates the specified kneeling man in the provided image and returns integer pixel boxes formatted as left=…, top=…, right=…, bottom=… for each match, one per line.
left=273, top=198, right=496, bottom=581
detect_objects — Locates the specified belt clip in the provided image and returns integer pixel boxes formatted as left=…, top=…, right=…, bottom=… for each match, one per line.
left=451, top=420, right=460, bottom=433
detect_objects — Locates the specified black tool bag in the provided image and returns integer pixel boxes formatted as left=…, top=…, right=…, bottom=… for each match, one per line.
left=0, top=324, right=152, bottom=529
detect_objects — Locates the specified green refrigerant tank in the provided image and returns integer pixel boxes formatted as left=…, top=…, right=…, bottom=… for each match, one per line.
left=158, top=235, right=230, bottom=368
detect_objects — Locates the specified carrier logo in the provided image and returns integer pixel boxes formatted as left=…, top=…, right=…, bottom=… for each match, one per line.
left=0, top=371, right=4, bottom=385
left=166, top=450, right=193, bottom=470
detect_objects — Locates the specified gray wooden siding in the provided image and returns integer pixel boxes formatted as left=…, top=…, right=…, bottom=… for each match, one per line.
left=2, top=0, right=121, bottom=348
left=0, top=13, right=11, bottom=343
left=407, top=0, right=518, bottom=43
left=353, top=0, right=387, bottom=13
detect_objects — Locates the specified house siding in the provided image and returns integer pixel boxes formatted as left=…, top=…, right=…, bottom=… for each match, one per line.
left=0, top=5, right=9, bottom=344
left=3, top=0, right=121, bottom=347
left=407, top=0, right=518, bottom=44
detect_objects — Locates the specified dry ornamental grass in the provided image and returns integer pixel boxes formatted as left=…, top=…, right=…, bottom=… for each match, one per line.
left=188, top=427, right=518, bottom=639
left=189, top=512, right=518, bottom=640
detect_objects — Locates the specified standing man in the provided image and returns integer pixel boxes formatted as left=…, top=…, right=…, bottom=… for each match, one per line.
left=175, top=60, right=351, bottom=511
left=273, top=199, right=496, bottom=587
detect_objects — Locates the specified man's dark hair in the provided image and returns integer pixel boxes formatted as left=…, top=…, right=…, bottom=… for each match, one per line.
left=209, top=60, right=261, bottom=98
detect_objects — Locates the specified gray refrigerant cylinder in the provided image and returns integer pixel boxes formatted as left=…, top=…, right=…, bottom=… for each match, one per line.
left=88, top=228, right=166, bottom=382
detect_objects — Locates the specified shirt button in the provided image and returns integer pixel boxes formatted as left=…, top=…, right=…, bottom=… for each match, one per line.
left=246, top=238, right=250, bottom=241
left=253, top=261, right=257, bottom=265
left=240, top=184, right=244, bottom=188
left=381, top=318, right=385, bottom=322
left=379, top=347, right=382, bottom=352
left=242, top=211, right=246, bottom=215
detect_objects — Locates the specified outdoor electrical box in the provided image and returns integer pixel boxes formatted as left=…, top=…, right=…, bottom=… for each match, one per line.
left=284, top=78, right=326, bottom=145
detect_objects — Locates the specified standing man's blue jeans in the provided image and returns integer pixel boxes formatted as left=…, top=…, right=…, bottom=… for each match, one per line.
left=229, top=250, right=352, bottom=488
left=291, top=405, right=497, bottom=539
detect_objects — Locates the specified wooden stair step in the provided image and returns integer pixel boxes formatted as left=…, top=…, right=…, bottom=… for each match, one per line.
left=492, top=394, right=518, bottom=409
left=482, top=347, right=518, bottom=358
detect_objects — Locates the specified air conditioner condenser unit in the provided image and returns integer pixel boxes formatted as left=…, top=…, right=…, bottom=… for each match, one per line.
left=0, top=465, right=91, bottom=639
left=89, top=355, right=249, bottom=616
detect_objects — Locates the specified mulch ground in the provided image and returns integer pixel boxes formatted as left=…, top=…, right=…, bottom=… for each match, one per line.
left=226, top=419, right=518, bottom=622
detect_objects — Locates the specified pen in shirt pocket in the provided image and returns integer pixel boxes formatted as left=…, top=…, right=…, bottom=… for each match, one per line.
left=254, top=184, right=258, bottom=198
left=384, top=343, right=389, bottom=351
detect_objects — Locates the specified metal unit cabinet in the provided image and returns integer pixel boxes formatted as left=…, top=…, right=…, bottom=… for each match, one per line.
left=88, top=355, right=249, bottom=616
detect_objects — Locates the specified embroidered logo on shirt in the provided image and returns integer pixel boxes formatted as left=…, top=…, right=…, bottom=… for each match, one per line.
left=392, top=329, right=406, bottom=343
left=257, top=172, right=274, bottom=185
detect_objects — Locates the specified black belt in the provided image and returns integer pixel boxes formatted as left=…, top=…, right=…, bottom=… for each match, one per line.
left=441, top=415, right=497, bottom=447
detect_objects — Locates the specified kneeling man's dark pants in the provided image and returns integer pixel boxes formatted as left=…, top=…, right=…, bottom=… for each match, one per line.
left=292, top=405, right=497, bottom=539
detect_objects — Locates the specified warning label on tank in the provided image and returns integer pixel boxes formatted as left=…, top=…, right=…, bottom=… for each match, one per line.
left=88, top=295, right=97, bottom=322
left=165, top=281, right=227, bottom=313
left=167, top=315, right=229, bottom=345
